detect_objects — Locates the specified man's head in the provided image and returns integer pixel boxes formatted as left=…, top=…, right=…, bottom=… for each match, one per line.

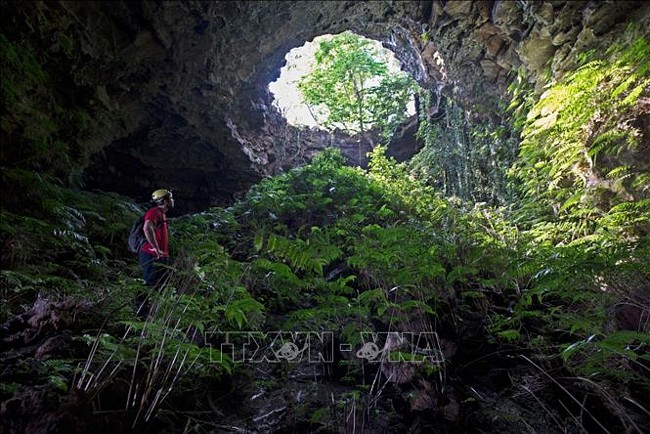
left=151, top=189, right=174, bottom=209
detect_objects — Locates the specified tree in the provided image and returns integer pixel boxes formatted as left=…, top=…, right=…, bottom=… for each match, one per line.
left=297, top=32, right=416, bottom=143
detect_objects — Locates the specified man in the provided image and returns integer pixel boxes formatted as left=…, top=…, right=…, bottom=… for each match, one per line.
left=136, top=189, right=174, bottom=317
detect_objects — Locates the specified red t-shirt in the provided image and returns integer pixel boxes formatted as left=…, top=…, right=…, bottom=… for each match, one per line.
left=140, top=206, right=168, bottom=257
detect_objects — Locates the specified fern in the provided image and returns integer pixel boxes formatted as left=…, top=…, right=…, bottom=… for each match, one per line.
left=225, top=297, right=266, bottom=329
left=265, top=232, right=342, bottom=275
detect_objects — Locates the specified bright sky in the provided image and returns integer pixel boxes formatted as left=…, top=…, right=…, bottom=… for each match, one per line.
left=268, top=33, right=414, bottom=129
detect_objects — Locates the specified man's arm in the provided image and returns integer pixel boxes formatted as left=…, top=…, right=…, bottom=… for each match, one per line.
left=143, top=219, right=161, bottom=257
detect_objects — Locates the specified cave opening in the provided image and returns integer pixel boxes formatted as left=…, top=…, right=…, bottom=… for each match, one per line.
left=2, top=2, right=649, bottom=433
left=268, top=31, right=417, bottom=140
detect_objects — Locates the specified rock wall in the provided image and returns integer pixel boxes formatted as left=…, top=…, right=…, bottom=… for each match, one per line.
left=1, top=0, right=648, bottom=212
left=431, top=0, right=650, bottom=113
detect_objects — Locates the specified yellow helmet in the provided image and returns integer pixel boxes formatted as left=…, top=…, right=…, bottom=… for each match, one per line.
left=151, top=189, right=171, bottom=202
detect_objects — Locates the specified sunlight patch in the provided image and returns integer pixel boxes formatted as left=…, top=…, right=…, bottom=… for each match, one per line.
left=269, top=33, right=415, bottom=130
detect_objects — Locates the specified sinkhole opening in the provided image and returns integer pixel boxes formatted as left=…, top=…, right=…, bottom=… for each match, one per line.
left=269, top=31, right=417, bottom=140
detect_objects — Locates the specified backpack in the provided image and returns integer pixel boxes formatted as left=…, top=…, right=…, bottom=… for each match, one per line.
left=127, top=214, right=147, bottom=253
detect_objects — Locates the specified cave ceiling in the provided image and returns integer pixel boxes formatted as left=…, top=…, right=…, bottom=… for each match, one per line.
left=3, top=0, right=648, bottom=212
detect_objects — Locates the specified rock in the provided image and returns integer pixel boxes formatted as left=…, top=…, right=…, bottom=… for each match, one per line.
left=2, top=1, right=647, bottom=212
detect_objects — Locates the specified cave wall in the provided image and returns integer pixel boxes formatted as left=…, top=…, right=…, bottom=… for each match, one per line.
left=1, top=0, right=648, bottom=212
left=430, top=0, right=650, bottom=113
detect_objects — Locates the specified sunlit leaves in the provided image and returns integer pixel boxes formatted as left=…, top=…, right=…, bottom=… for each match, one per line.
left=512, top=35, right=650, bottom=243
left=297, top=31, right=416, bottom=139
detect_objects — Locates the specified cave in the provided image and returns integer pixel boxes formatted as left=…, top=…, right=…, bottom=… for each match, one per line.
left=3, top=0, right=646, bottom=213
left=2, top=1, right=649, bottom=433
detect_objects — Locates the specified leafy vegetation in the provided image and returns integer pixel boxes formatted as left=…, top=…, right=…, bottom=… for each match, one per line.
left=510, top=34, right=650, bottom=243
left=298, top=31, right=418, bottom=142
left=411, top=95, right=520, bottom=205
left=1, top=23, right=648, bottom=434
left=5, top=135, right=648, bottom=431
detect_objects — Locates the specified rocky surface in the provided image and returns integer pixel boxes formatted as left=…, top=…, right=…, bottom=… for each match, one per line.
left=2, top=0, right=648, bottom=211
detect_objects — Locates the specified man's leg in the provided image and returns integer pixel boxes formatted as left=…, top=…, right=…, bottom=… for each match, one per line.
left=137, top=251, right=158, bottom=318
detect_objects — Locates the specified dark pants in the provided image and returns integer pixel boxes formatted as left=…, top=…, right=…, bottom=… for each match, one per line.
left=136, top=251, right=170, bottom=317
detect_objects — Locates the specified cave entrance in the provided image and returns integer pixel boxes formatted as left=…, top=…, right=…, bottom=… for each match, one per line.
left=268, top=31, right=417, bottom=139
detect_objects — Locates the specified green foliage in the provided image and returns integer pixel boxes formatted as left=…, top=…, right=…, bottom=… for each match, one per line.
left=224, top=288, right=266, bottom=329
left=3, top=27, right=649, bottom=429
left=510, top=36, right=650, bottom=242
left=561, top=330, right=650, bottom=390
left=0, top=186, right=143, bottom=323
left=506, top=67, right=537, bottom=131
left=261, top=230, right=342, bottom=275
left=2, top=137, right=648, bottom=432
left=493, top=41, right=650, bottom=419
left=348, top=223, right=445, bottom=291
left=411, top=96, right=518, bottom=205
left=297, top=31, right=417, bottom=140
